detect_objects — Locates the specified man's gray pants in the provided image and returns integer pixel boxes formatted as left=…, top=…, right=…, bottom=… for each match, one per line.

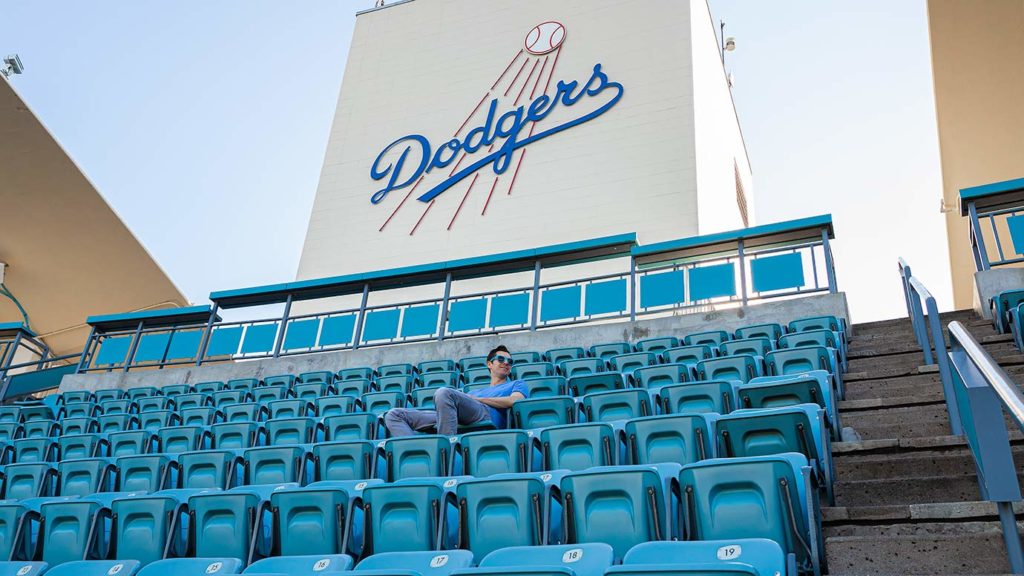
left=384, top=386, right=492, bottom=436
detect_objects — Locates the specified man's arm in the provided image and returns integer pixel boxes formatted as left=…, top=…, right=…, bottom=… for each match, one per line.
left=474, top=392, right=525, bottom=410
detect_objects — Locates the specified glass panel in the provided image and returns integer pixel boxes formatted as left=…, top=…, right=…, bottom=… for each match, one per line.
left=133, top=333, right=171, bottom=363
left=94, top=336, right=132, bottom=366
left=205, top=326, right=243, bottom=357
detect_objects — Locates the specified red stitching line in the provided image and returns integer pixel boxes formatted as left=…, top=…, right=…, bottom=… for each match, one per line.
left=410, top=199, right=436, bottom=236
left=514, top=59, right=539, bottom=105
left=503, top=58, right=530, bottom=97
left=378, top=175, right=425, bottom=232
left=447, top=173, right=480, bottom=230
left=491, top=50, right=524, bottom=90
left=480, top=176, right=500, bottom=216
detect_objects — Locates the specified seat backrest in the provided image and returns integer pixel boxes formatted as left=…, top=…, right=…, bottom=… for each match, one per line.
left=683, top=330, right=730, bottom=347
left=779, top=329, right=837, bottom=350
left=223, top=403, right=267, bottom=423
left=540, top=423, right=616, bottom=471
left=157, top=425, right=206, bottom=454
left=765, top=346, right=832, bottom=376
left=94, top=389, right=125, bottom=403
left=715, top=405, right=823, bottom=463
left=316, top=396, right=358, bottom=418
left=336, top=378, right=372, bottom=398
left=3, top=462, right=55, bottom=499
left=721, top=337, right=773, bottom=358
left=361, top=392, right=404, bottom=415
left=245, top=554, right=353, bottom=575
left=581, top=389, right=652, bottom=423
left=383, top=435, right=452, bottom=481
left=312, top=440, right=375, bottom=481
left=98, top=414, right=139, bottom=434
left=620, top=540, right=785, bottom=576
left=458, top=356, right=489, bottom=372
left=511, top=396, right=575, bottom=429
left=58, top=433, right=106, bottom=460
left=98, top=400, right=133, bottom=415
left=62, top=402, right=99, bottom=419
left=635, top=337, right=680, bottom=354
left=173, top=393, right=210, bottom=411
left=788, top=315, right=841, bottom=333
left=338, top=367, right=375, bottom=381
left=561, top=466, right=672, bottom=561
left=61, top=417, right=98, bottom=436
left=136, top=397, right=173, bottom=414
left=456, top=475, right=545, bottom=558
left=111, top=495, right=185, bottom=565
left=269, top=399, right=314, bottom=420
left=476, top=543, right=613, bottom=576
left=354, top=550, right=474, bottom=575
left=22, top=419, right=59, bottom=439
left=58, top=458, right=113, bottom=496
left=457, top=430, right=530, bottom=477
left=180, top=450, right=238, bottom=490
left=510, top=351, right=543, bottom=364
left=265, top=417, right=317, bottom=445
left=735, top=323, right=784, bottom=341
left=567, top=373, right=625, bottom=397
left=608, top=352, right=657, bottom=376
left=263, top=374, right=297, bottom=388
left=252, top=385, right=291, bottom=405
left=624, top=414, right=711, bottom=466
left=212, top=390, right=248, bottom=408
left=116, top=454, right=172, bottom=493
left=361, top=482, right=445, bottom=555
left=135, top=558, right=242, bottom=576
left=270, top=485, right=360, bottom=557
left=138, top=410, right=178, bottom=432
left=740, top=371, right=831, bottom=412
left=559, top=358, right=605, bottom=378
left=299, top=370, right=335, bottom=385
left=160, top=384, right=191, bottom=397
left=377, top=375, right=417, bottom=394
left=421, top=371, right=460, bottom=389
left=660, top=381, right=737, bottom=415
left=512, top=362, right=555, bottom=381
left=188, top=491, right=261, bottom=559
left=180, top=407, right=220, bottom=427
left=295, top=383, right=331, bottom=401
left=324, top=413, right=377, bottom=442
left=632, top=364, right=689, bottom=390
left=377, top=363, right=414, bottom=377
left=410, top=386, right=445, bottom=409
left=522, top=376, right=566, bottom=398
left=418, top=360, right=457, bottom=374
left=244, top=445, right=307, bottom=485
left=662, top=345, right=716, bottom=366
left=545, top=347, right=585, bottom=365
left=14, top=437, right=57, bottom=463
left=0, top=422, right=21, bottom=443
left=195, top=381, right=226, bottom=394
left=461, top=367, right=492, bottom=385
left=211, top=421, right=260, bottom=450
left=124, top=387, right=160, bottom=401
left=109, top=430, right=155, bottom=458
left=589, top=342, right=632, bottom=360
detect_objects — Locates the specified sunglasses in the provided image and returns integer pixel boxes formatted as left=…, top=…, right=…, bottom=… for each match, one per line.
left=490, top=355, right=514, bottom=365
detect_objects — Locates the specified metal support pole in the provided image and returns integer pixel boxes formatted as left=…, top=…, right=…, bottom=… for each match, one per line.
left=158, top=327, right=175, bottom=370
left=821, top=229, right=838, bottom=293
left=737, top=239, right=748, bottom=306
left=530, top=260, right=542, bottom=331
left=437, top=273, right=452, bottom=342
left=629, top=258, right=637, bottom=321
left=272, top=294, right=293, bottom=358
left=122, top=321, right=145, bottom=373
left=75, top=326, right=96, bottom=374
left=969, top=202, right=992, bottom=271
left=195, top=304, right=220, bottom=367
left=997, top=501, right=1024, bottom=574
left=352, top=283, right=370, bottom=350
left=924, top=294, right=960, bottom=434
left=899, top=262, right=914, bottom=319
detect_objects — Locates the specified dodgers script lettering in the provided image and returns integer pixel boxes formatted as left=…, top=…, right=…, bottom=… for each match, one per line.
left=369, top=63, right=624, bottom=204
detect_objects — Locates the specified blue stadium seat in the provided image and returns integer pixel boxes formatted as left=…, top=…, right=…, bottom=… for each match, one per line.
left=0, top=406, right=21, bottom=424
left=58, top=433, right=108, bottom=460
left=94, top=389, right=125, bottom=403
left=449, top=543, right=612, bottom=576
left=421, top=371, right=460, bottom=389
left=61, top=417, right=98, bottom=436
left=324, top=413, right=378, bottom=442
left=36, top=495, right=124, bottom=564
left=125, top=387, right=160, bottom=401
left=381, top=435, right=452, bottom=481
left=252, top=385, right=290, bottom=406
left=187, top=487, right=281, bottom=563
left=738, top=371, right=839, bottom=436
left=454, top=474, right=547, bottom=558
left=223, top=403, right=269, bottom=423
left=360, top=480, right=449, bottom=556
left=567, top=373, right=625, bottom=397
left=0, top=422, right=20, bottom=444
left=545, top=347, right=585, bottom=365
left=513, top=362, right=555, bottom=380
left=459, top=356, right=489, bottom=372
left=721, top=337, right=774, bottom=358
left=635, top=337, right=680, bottom=354
left=265, top=417, right=318, bottom=445
left=116, top=454, right=174, bottom=492
left=378, top=364, right=415, bottom=378
left=22, top=419, right=59, bottom=439
left=630, top=364, right=689, bottom=392
left=3, top=462, right=56, bottom=499
left=338, top=367, right=376, bottom=381
left=109, top=491, right=196, bottom=566
left=455, top=430, right=530, bottom=477
left=224, top=379, right=257, bottom=392
left=355, top=550, right=474, bottom=575
left=511, top=396, right=576, bottom=429
left=243, top=445, right=307, bottom=485
left=98, top=400, right=134, bottom=415
left=312, top=441, right=376, bottom=481
left=522, top=376, right=566, bottom=398
left=624, top=414, right=711, bottom=466
left=212, top=390, right=249, bottom=409
left=61, top=390, right=92, bottom=404
left=62, top=402, right=100, bottom=420
left=161, top=384, right=191, bottom=397
left=244, top=554, right=353, bottom=575
left=299, top=370, right=335, bottom=386
left=511, top=352, right=543, bottom=364
left=179, top=407, right=221, bottom=427
left=662, top=345, right=716, bottom=367
left=684, top=330, right=730, bottom=347
left=735, top=322, right=785, bottom=342
left=715, top=404, right=835, bottom=504
left=559, top=358, right=605, bottom=378
left=337, top=378, right=373, bottom=398
left=589, top=342, right=632, bottom=360
left=14, top=437, right=57, bottom=463
left=295, top=382, right=333, bottom=402
left=98, top=414, right=139, bottom=434
left=137, top=397, right=174, bottom=414
left=179, top=449, right=239, bottom=490
left=157, top=426, right=208, bottom=454
left=361, top=392, right=405, bottom=416
left=607, top=539, right=789, bottom=576
left=107, top=429, right=156, bottom=458
left=696, top=355, right=763, bottom=384
left=316, top=396, right=359, bottom=418
left=268, top=399, right=315, bottom=420
left=561, top=465, right=680, bottom=561
left=608, top=353, right=657, bottom=376
left=136, top=558, right=243, bottom=576
left=461, top=368, right=492, bottom=386
left=139, top=411, right=180, bottom=433
left=765, top=346, right=844, bottom=399
left=377, top=375, right=417, bottom=395
left=410, top=385, right=445, bottom=409
left=40, top=561, right=142, bottom=576
left=57, top=457, right=117, bottom=496
left=211, top=421, right=262, bottom=450
left=195, top=381, right=225, bottom=394
left=581, top=389, right=652, bottom=423
left=659, top=381, right=738, bottom=415
left=679, top=454, right=821, bottom=576
left=779, top=329, right=847, bottom=371
left=788, top=315, right=844, bottom=335
left=173, top=393, right=210, bottom=411
left=419, top=360, right=457, bottom=374
left=539, top=423, right=616, bottom=471
left=271, top=479, right=379, bottom=559
left=992, top=289, right=1024, bottom=333
left=263, top=374, right=297, bottom=388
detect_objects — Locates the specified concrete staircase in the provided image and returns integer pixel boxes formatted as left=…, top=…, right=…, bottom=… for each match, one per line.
left=825, top=310, right=1024, bottom=575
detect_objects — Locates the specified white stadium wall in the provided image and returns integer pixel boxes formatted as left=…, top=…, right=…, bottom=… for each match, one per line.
left=297, top=0, right=752, bottom=286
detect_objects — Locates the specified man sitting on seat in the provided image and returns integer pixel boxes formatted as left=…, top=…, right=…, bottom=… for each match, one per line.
left=385, top=345, right=528, bottom=436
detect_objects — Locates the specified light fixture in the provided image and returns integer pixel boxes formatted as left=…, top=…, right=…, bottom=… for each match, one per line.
left=1, top=54, right=23, bottom=78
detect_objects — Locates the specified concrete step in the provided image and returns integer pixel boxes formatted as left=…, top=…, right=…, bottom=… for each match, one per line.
left=824, top=502, right=1024, bottom=575
left=842, top=373, right=944, bottom=401
left=841, top=402, right=952, bottom=440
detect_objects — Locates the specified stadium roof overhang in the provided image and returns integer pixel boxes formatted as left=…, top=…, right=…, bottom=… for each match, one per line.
left=0, top=78, right=189, bottom=358
left=959, top=177, right=1024, bottom=216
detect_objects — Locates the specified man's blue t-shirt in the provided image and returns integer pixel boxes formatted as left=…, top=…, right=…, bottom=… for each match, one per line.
left=470, top=379, right=529, bottom=429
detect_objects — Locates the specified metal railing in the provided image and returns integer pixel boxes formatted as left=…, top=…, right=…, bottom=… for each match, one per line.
left=0, top=352, right=81, bottom=401
left=897, top=258, right=962, bottom=435
left=945, top=321, right=1024, bottom=573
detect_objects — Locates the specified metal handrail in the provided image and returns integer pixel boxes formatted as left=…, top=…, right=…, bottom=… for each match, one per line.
left=948, top=321, right=1024, bottom=428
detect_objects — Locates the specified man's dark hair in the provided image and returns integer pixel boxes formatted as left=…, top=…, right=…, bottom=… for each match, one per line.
left=486, top=345, right=510, bottom=362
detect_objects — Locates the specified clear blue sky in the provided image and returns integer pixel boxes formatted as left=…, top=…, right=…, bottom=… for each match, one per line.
left=4, top=0, right=951, bottom=322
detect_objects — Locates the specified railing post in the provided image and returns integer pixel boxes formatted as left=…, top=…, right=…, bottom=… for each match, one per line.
left=195, top=304, right=220, bottom=367
left=899, top=262, right=914, bottom=319
left=911, top=291, right=934, bottom=365
left=629, top=258, right=637, bottom=321
left=737, top=239, right=748, bottom=306
left=272, top=294, right=293, bottom=359
left=997, top=501, right=1024, bottom=574
left=530, top=260, right=542, bottom=331
left=925, top=295, right=961, bottom=434
left=122, top=321, right=145, bottom=373
left=352, top=283, right=370, bottom=350
left=821, top=229, right=838, bottom=293
left=0, top=331, right=21, bottom=377
left=968, top=202, right=991, bottom=271
left=75, top=326, right=96, bottom=374
left=437, top=273, right=453, bottom=342
left=158, top=327, right=175, bottom=370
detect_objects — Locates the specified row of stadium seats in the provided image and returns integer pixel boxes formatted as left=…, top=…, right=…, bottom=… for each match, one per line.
left=0, top=455, right=822, bottom=572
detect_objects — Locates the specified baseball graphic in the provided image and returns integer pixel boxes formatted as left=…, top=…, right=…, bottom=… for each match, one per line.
left=525, top=21, right=566, bottom=55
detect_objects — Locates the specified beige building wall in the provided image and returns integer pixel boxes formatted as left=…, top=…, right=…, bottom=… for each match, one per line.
left=927, top=0, right=1024, bottom=308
